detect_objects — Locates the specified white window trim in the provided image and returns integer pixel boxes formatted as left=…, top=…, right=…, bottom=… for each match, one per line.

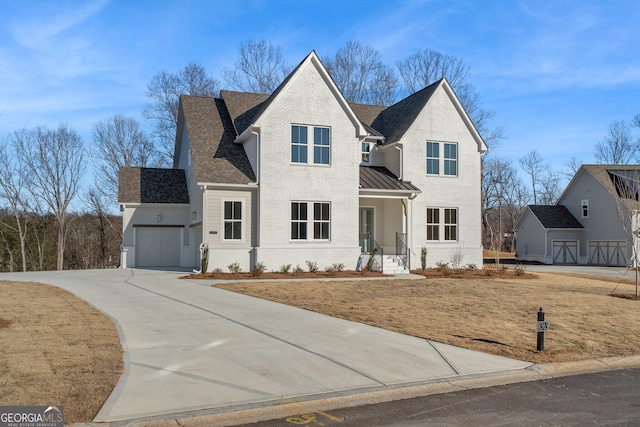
left=290, top=200, right=331, bottom=242
left=222, top=199, right=245, bottom=243
left=426, top=207, right=459, bottom=242
left=291, top=124, right=331, bottom=166
left=426, top=141, right=458, bottom=177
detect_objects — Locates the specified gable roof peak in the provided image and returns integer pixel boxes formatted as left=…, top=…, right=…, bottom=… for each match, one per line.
left=234, top=49, right=368, bottom=141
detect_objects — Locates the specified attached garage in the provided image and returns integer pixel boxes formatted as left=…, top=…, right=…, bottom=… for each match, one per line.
left=135, top=226, right=182, bottom=267
left=589, top=241, right=627, bottom=266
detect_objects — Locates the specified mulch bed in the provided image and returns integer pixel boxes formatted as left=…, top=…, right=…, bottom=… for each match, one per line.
left=183, top=270, right=390, bottom=280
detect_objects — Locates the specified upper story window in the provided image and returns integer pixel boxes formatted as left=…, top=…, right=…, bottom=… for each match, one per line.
left=361, top=142, right=371, bottom=163
left=426, top=141, right=458, bottom=176
left=582, top=200, right=589, bottom=218
left=314, top=127, right=330, bottom=165
left=223, top=201, right=242, bottom=240
left=291, top=125, right=330, bottom=165
left=291, top=125, right=308, bottom=163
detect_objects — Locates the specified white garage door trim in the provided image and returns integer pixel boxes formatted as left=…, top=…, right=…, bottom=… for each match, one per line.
left=588, top=240, right=627, bottom=266
left=135, top=226, right=182, bottom=267
left=552, top=240, right=578, bottom=264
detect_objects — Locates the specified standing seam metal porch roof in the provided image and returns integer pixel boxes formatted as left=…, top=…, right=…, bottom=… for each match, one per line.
left=360, top=166, right=421, bottom=193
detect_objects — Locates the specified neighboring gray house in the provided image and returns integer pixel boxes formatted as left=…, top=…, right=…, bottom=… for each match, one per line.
left=516, top=164, right=640, bottom=266
left=118, top=51, right=487, bottom=272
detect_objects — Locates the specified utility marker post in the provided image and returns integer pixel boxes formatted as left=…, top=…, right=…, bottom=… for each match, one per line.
left=537, top=307, right=548, bottom=352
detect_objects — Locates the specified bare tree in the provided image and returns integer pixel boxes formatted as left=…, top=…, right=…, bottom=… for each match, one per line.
left=0, top=140, right=30, bottom=271
left=594, top=120, right=634, bottom=164
left=223, top=39, right=290, bottom=94
left=483, top=157, right=530, bottom=264
left=85, top=189, right=121, bottom=268
left=562, top=156, right=582, bottom=180
left=397, top=49, right=504, bottom=146
left=538, top=169, right=562, bottom=205
left=324, top=41, right=399, bottom=106
left=143, top=62, right=219, bottom=162
left=92, top=114, right=162, bottom=205
left=519, top=150, right=548, bottom=204
left=11, top=124, right=85, bottom=270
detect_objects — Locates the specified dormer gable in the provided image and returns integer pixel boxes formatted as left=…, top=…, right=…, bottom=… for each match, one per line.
left=360, top=78, right=488, bottom=153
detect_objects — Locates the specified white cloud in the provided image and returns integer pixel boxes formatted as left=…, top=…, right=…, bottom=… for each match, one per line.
left=10, top=0, right=110, bottom=49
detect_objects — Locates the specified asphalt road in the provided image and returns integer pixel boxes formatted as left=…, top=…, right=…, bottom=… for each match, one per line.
left=240, top=367, right=640, bottom=426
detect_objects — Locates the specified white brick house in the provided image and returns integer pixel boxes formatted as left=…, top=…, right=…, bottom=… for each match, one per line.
left=118, top=51, right=488, bottom=272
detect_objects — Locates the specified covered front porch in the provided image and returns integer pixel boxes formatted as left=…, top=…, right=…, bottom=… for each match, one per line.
left=358, top=166, right=421, bottom=273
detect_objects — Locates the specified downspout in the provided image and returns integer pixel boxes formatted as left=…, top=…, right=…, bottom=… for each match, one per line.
left=395, top=143, right=403, bottom=180
left=250, top=128, right=261, bottom=258
left=250, top=128, right=260, bottom=185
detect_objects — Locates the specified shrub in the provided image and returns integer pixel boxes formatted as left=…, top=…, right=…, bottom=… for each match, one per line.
left=200, top=244, right=209, bottom=273
left=514, top=264, right=526, bottom=276
left=464, top=263, right=477, bottom=271
left=293, top=264, right=304, bottom=273
left=306, top=260, right=319, bottom=273
left=435, top=261, right=451, bottom=276
left=421, top=246, right=428, bottom=271
left=332, top=262, right=345, bottom=272
left=213, top=267, right=223, bottom=273
left=366, top=247, right=378, bottom=271
left=228, top=262, right=242, bottom=274
left=254, top=262, right=266, bottom=274
left=278, top=264, right=291, bottom=273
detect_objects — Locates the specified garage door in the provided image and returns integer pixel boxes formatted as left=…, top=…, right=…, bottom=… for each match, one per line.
left=136, top=227, right=181, bottom=267
left=552, top=240, right=578, bottom=264
left=589, top=241, right=627, bottom=266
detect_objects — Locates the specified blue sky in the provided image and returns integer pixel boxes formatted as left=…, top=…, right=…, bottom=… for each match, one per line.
left=1, top=0, right=639, bottom=188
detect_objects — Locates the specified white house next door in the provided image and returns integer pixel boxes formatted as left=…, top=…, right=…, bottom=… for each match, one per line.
left=552, top=240, right=578, bottom=264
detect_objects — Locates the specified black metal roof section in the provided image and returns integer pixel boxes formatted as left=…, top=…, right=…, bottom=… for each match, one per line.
left=118, top=167, right=189, bottom=204
left=359, top=166, right=421, bottom=193
left=528, top=205, right=583, bottom=229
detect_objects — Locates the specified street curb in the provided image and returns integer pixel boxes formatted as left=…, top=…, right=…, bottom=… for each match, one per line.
left=73, top=355, right=640, bottom=427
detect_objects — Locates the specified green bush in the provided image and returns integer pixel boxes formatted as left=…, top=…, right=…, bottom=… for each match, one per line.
left=228, top=262, right=241, bottom=274
left=306, top=260, right=319, bottom=273
left=421, top=246, right=428, bottom=271
left=200, top=244, right=209, bottom=273
left=254, top=262, right=266, bottom=274
left=278, top=264, right=291, bottom=273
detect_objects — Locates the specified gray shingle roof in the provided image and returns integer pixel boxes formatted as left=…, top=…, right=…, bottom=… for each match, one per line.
left=220, top=90, right=269, bottom=135
left=179, top=95, right=256, bottom=184
left=118, top=167, right=189, bottom=204
left=528, top=205, right=583, bottom=229
left=360, top=166, right=421, bottom=193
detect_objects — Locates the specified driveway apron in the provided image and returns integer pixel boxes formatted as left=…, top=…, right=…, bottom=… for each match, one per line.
left=1, top=269, right=531, bottom=421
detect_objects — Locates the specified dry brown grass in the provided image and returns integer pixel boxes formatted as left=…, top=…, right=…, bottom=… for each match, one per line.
left=0, top=281, right=123, bottom=424
left=217, top=271, right=640, bottom=364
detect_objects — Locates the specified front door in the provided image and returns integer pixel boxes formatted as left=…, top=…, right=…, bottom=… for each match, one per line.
left=359, top=208, right=374, bottom=253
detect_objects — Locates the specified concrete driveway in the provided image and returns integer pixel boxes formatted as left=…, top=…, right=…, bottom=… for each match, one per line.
left=1, top=268, right=531, bottom=423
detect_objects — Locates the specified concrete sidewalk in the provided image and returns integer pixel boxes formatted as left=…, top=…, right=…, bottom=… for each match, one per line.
left=1, top=268, right=531, bottom=424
